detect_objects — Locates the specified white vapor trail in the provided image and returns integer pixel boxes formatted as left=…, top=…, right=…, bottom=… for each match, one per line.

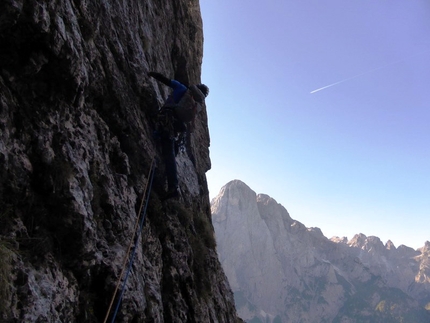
left=310, top=76, right=362, bottom=94
left=310, top=49, right=430, bottom=94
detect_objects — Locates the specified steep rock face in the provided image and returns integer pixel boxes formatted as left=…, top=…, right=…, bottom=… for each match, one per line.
left=211, top=181, right=285, bottom=317
left=0, top=0, right=240, bottom=322
left=212, top=180, right=430, bottom=323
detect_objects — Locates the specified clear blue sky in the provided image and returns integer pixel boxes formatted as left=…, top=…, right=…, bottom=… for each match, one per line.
left=200, top=0, right=430, bottom=249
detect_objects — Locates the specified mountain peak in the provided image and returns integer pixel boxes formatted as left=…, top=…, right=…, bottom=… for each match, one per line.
left=386, top=240, right=396, bottom=250
left=212, top=180, right=430, bottom=323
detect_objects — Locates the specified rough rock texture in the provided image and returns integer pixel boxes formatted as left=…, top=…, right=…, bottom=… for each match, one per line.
left=212, top=180, right=430, bottom=323
left=0, top=0, right=241, bottom=322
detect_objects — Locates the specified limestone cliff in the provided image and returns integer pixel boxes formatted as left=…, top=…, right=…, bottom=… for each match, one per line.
left=212, top=180, right=430, bottom=323
left=0, top=1, right=241, bottom=322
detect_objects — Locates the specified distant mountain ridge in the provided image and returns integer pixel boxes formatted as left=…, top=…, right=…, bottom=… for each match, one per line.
left=211, top=180, right=430, bottom=323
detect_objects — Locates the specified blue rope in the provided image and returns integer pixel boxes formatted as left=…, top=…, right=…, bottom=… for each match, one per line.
left=110, top=162, right=156, bottom=323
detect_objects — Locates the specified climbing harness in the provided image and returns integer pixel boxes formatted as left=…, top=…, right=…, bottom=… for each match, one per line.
left=103, top=158, right=156, bottom=323
left=155, top=108, right=187, bottom=155
left=174, top=132, right=186, bottom=155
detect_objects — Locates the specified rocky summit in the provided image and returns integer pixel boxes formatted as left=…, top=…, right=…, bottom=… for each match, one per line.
left=0, top=1, right=241, bottom=322
left=212, top=180, right=430, bottom=323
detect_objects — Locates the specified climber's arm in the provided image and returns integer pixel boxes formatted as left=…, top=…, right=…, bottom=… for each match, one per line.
left=149, top=72, right=187, bottom=102
left=149, top=72, right=171, bottom=86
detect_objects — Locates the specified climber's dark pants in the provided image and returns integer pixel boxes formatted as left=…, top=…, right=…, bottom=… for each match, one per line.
left=160, top=132, right=178, bottom=191
left=158, top=110, right=186, bottom=191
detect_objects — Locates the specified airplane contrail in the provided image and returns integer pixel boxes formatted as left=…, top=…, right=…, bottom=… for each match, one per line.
left=310, top=73, right=367, bottom=94
left=310, top=49, right=430, bottom=94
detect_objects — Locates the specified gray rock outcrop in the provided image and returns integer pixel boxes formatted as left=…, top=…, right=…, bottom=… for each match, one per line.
left=212, top=180, right=430, bottom=323
left=0, top=1, right=241, bottom=322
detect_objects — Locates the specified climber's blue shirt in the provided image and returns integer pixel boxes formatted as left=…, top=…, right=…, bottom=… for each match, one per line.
left=169, top=80, right=188, bottom=103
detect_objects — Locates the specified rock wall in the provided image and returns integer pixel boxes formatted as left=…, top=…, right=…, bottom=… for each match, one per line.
left=0, top=0, right=241, bottom=322
left=212, top=180, right=430, bottom=323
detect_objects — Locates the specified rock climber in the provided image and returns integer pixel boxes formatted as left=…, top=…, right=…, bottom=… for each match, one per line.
left=149, top=71, right=209, bottom=199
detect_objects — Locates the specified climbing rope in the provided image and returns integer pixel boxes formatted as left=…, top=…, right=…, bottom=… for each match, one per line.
left=103, top=158, right=156, bottom=323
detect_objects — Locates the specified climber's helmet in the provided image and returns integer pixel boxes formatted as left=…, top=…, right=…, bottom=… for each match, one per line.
left=196, top=84, right=209, bottom=97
